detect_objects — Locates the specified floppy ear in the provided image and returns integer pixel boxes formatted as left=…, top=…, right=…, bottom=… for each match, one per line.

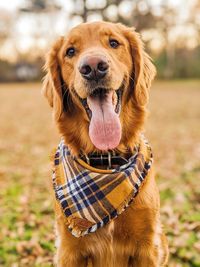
left=122, top=26, right=156, bottom=106
left=42, top=37, right=64, bottom=120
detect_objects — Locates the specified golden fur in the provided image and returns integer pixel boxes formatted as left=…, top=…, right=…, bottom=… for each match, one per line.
left=42, top=21, right=168, bottom=266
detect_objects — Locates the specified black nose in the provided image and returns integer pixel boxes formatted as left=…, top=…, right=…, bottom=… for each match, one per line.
left=79, top=56, right=109, bottom=81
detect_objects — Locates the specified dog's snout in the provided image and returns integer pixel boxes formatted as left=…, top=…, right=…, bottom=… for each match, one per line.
left=79, top=56, right=109, bottom=81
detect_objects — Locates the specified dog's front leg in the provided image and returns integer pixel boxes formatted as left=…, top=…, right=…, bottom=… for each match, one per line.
left=55, top=216, right=88, bottom=267
left=128, top=238, right=168, bottom=267
left=56, top=246, right=88, bottom=267
left=55, top=235, right=88, bottom=267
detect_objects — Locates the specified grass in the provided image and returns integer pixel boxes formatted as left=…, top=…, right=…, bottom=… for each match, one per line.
left=0, top=80, right=200, bottom=266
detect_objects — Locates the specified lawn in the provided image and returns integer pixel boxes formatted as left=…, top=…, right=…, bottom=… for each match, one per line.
left=0, top=80, right=199, bottom=267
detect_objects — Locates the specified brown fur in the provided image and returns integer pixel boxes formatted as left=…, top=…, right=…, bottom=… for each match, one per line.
left=42, top=21, right=168, bottom=266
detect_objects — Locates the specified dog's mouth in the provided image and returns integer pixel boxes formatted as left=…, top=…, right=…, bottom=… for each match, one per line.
left=80, top=88, right=123, bottom=151
left=81, top=88, right=122, bottom=119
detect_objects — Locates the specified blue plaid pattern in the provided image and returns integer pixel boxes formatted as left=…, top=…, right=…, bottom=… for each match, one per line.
left=52, top=136, right=153, bottom=237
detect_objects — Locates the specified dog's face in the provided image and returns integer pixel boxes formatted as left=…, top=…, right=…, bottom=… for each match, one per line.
left=43, top=22, right=156, bottom=154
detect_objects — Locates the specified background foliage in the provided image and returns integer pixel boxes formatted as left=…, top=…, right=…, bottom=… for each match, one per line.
left=0, top=0, right=200, bottom=81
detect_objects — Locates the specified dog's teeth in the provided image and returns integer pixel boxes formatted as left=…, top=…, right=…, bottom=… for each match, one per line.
left=112, top=91, right=117, bottom=107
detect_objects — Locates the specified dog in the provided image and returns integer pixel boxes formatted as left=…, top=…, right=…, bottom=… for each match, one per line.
left=42, top=21, right=168, bottom=267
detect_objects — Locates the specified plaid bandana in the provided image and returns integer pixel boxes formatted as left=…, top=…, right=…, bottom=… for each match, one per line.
left=52, top=136, right=153, bottom=238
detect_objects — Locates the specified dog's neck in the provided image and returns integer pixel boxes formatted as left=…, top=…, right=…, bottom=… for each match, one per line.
left=64, top=133, right=140, bottom=156
left=63, top=132, right=142, bottom=170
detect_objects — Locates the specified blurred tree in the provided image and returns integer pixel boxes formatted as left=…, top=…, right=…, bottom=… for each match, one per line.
left=156, top=3, right=177, bottom=78
left=71, top=0, right=158, bottom=31
left=18, top=0, right=62, bottom=58
left=0, top=0, right=200, bottom=81
left=190, top=0, right=200, bottom=44
left=20, top=0, right=61, bottom=13
left=0, top=11, right=13, bottom=45
left=19, top=0, right=61, bottom=37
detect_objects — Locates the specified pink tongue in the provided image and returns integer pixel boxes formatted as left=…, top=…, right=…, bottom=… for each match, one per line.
left=87, top=91, right=121, bottom=150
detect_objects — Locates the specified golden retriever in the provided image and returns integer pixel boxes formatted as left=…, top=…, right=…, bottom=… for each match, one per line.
left=42, top=21, right=168, bottom=267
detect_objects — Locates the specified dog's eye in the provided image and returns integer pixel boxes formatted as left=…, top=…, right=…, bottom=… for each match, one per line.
left=66, top=47, right=75, bottom=58
left=109, top=39, right=119, bottom=48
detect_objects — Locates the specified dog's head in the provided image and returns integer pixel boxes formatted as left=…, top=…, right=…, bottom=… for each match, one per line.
left=42, top=22, right=156, bottom=154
